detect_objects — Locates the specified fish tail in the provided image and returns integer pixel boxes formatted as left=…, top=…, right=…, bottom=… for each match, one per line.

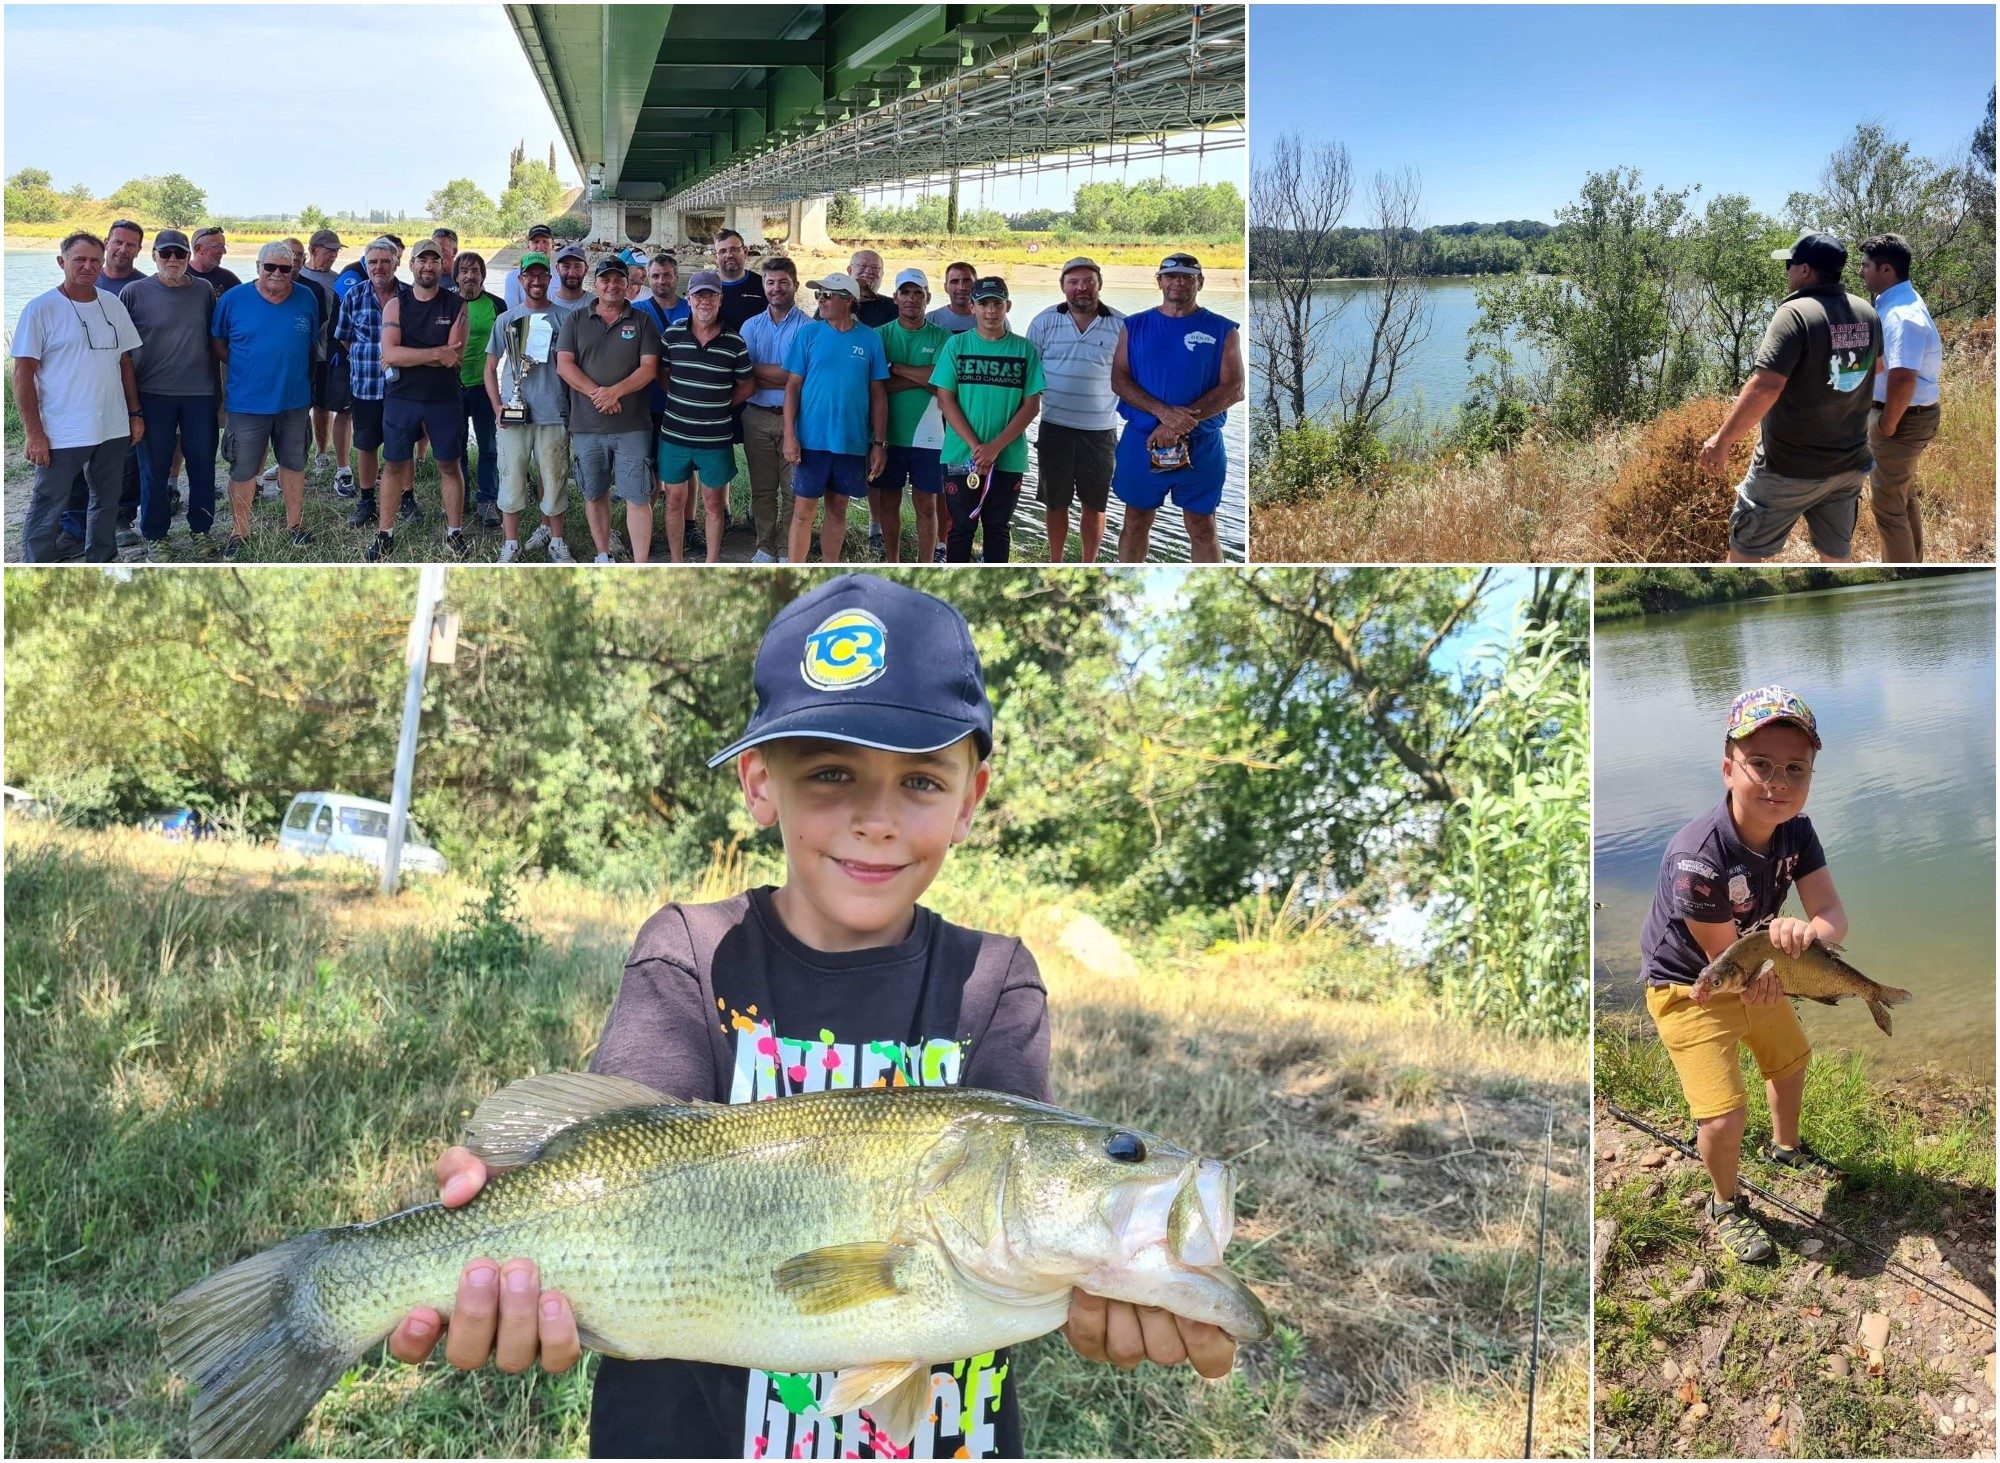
left=1875, top=983, right=1913, bottom=1007
left=162, top=1229, right=364, bottom=1458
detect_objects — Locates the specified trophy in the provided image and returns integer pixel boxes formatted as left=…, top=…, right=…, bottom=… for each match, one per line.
left=500, top=312, right=552, bottom=426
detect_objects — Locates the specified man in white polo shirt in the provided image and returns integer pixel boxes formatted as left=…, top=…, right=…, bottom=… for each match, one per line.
left=1026, top=255, right=1123, bottom=563
left=1858, top=232, right=1943, bottom=563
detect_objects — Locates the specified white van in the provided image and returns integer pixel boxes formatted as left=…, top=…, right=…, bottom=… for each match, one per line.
left=277, top=792, right=449, bottom=876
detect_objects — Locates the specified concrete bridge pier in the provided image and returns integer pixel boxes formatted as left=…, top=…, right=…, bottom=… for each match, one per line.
left=723, top=204, right=767, bottom=247
left=788, top=196, right=834, bottom=252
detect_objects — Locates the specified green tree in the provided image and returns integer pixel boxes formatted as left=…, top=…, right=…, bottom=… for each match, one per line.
left=153, top=174, right=206, bottom=228
left=827, top=193, right=862, bottom=230
left=10, top=166, right=53, bottom=190
left=428, top=178, right=499, bottom=236
left=5, top=167, right=63, bottom=224
left=496, top=161, right=562, bottom=237
left=1689, top=193, right=1788, bottom=386
left=299, top=203, right=330, bottom=233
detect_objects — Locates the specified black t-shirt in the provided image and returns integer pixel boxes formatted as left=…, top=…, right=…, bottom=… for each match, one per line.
left=192, top=265, right=243, bottom=302
left=1638, top=798, right=1828, bottom=985
left=716, top=272, right=769, bottom=335
left=587, top=887, right=1051, bottom=1459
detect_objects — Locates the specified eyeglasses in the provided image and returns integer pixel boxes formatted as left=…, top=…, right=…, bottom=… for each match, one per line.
left=65, top=296, right=120, bottom=351
left=1735, top=754, right=1815, bottom=788
left=261, top=263, right=294, bottom=275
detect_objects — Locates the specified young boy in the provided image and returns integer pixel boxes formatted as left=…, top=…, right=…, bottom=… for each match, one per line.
left=933, top=277, right=1044, bottom=565
left=386, top=574, right=1237, bottom=1456
left=1637, top=685, right=1850, bottom=1263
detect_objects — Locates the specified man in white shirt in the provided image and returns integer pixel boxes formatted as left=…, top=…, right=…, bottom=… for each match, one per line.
left=12, top=231, right=144, bottom=562
left=1025, top=256, right=1123, bottom=562
left=1858, top=232, right=1944, bottom=563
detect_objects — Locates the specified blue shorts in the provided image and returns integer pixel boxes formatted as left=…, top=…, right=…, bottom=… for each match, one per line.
left=383, top=395, right=468, bottom=464
left=657, top=441, right=737, bottom=489
left=793, top=448, right=869, bottom=500
left=872, top=444, right=943, bottom=496
left=1113, top=425, right=1225, bottom=517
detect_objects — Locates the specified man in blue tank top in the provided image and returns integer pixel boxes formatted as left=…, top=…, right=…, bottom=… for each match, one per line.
left=1109, top=253, right=1242, bottom=563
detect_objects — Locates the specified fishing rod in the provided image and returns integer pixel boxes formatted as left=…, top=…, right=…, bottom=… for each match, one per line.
left=1604, top=1102, right=1995, bottom=1327
left=1523, top=1103, right=1554, bottom=1461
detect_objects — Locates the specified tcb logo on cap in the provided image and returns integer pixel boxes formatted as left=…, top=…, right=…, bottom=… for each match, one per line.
left=801, top=610, right=887, bottom=690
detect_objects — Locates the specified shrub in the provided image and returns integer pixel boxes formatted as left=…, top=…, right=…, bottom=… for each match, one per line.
left=1253, top=417, right=1391, bottom=505
left=1596, top=396, right=1749, bottom=561
left=546, top=213, right=587, bottom=241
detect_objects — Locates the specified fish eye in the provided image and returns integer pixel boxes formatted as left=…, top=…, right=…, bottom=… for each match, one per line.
left=1104, top=1131, right=1147, bottom=1164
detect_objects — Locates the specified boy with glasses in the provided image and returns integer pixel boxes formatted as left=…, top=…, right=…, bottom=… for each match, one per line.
left=1636, top=686, right=1851, bottom=1263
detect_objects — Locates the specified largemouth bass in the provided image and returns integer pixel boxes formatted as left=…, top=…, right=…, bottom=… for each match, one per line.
left=163, top=1076, right=1272, bottom=1458
left=1693, top=929, right=1912, bottom=1035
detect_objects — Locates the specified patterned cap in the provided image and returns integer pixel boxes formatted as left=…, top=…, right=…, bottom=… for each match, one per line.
left=1726, top=686, right=1822, bottom=749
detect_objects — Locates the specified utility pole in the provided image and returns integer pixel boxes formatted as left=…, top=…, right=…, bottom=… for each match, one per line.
left=382, top=566, right=447, bottom=895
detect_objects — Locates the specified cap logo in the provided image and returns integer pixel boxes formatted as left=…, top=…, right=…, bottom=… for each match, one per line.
left=802, top=610, right=888, bottom=690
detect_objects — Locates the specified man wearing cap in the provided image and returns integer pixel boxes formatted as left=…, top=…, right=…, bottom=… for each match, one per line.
left=504, top=224, right=556, bottom=310
left=484, top=250, right=575, bottom=564
left=556, top=256, right=663, bottom=563
left=551, top=245, right=593, bottom=311
left=711, top=228, right=767, bottom=333
left=782, top=272, right=888, bottom=564
left=300, top=228, right=355, bottom=487
left=432, top=229, right=461, bottom=293
left=657, top=271, right=754, bottom=564
left=1698, top=233, right=1882, bottom=564
left=189, top=227, right=243, bottom=302
left=928, top=260, right=979, bottom=335
left=212, top=240, right=320, bottom=557
left=368, top=238, right=471, bottom=561
left=1111, top=252, right=1241, bottom=563
left=14, top=231, right=144, bottom=563
left=334, top=237, right=402, bottom=534
left=1859, top=233, right=1944, bottom=563
left=933, top=276, right=1045, bottom=564
left=873, top=268, right=952, bottom=563
left=737, top=257, right=806, bottom=563
left=122, top=229, right=219, bottom=554
left=1027, top=256, right=1124, bottom=563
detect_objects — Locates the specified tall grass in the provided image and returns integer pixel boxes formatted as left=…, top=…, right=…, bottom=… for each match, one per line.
left=4, top=824, right=1587, bottom=1458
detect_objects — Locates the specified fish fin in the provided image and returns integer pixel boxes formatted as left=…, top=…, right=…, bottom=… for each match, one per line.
left=572, top=1321, right=639, bottom=1360
left=162, top=1229, right=360, bottom=1458
left=819, top=1360, right=932, bottom=1445
left=1807, top=995, right=1843, bottom=1007
left=1876, top=983, right=1913, bottom=1006
left=773, top=1241, right=912, bottom=1314
left=1868, top=1001, right=1894, bottom=1037
left=464, top=1072, right=688, bottom=1168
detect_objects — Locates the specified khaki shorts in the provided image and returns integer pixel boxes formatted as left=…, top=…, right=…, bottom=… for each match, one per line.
left=1646, top=983, right=1811, bottom=1120
left=497, top=422, right=569, bottom=516
left=1727, top=459, right=1869, bottom=560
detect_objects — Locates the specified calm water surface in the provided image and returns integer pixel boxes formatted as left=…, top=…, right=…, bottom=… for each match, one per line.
left=1594, top=574, right=1996, bottom=1080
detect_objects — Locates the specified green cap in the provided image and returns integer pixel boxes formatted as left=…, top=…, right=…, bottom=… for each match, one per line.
left=518, top=251, right=551, bottom=271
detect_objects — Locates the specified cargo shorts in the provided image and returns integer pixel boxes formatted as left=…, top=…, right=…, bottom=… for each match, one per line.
left=1727, top=459, right=1870, bottom=560
left=1646, top=982, right=1811, bottom=1120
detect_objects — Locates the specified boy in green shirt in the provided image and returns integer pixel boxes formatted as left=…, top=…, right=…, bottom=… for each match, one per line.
left=872, top=269, right=951, bottom=565
left=933, top=277, right=1044, bottom=564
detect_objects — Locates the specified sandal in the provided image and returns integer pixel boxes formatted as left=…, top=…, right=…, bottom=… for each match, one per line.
left=1760, top=1138, right=1843, bottom=1179
left=1709, top=1195, right=1776, bottom=1262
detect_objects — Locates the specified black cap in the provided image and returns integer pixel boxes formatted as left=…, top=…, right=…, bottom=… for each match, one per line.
left=1772, top=231, right=1847, bottom=274
left=969, top=276, right=1010, bottom=302
left=707, top=574, right=993, bottom=768
left=593, top=254, right=629, bottom=278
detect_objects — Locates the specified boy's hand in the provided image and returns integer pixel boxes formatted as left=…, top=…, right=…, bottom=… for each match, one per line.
left=1741, top=958, right=1785, bottom=1006
left=1765, top=917, right=1817, bottom=959
left=1061, top=1290, right=1237, bottom=1379
left=384, top=1147, right=583, bottom=1375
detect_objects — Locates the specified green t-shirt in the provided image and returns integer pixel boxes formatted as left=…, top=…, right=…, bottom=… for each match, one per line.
left=931, top=329, right=1045, bottom=473
left=877, top=318, right=950, bottom=449
left=459, top=291, right=501, bottom=388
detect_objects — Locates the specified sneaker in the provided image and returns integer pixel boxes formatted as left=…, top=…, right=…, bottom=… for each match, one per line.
left=346, top=496, right=377, bottom=529
left=315, top=452, right=332, bottom=473
left=115, top=527, right=144, bottom=549
left=497, top=539, right=522, bottom=564
left=51, top=531, right=86, bottom=562
left=445, top=528, right=471, bottom=560
left=398, top=492, right=422, bottom=525
left=287, top=528, right=314, bottom=549
left=223, top=535, right=246, bottom=561
left=364, top=531, right=394, bottom=563
left=524, top=523, right=553, bottom=555
left=684, top=523, right=705, bottom=555
left=751, top=548, right=777, bottom=564
left=144, top=538, right=174, bottom=563
left=548, top=538, right=575, bottom=564
left=477, top=501, right=502, bottom=529
left=333, top=468, right=357, bottom=498
left=933, top=545, right=947, bottom=563
left=593, top=551, right=613, bottom=565
left=869, top=523, right=885, bottom=555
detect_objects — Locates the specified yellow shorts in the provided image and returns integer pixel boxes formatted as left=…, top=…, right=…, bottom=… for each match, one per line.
left=1645, top=983, right=1812, bottom=1120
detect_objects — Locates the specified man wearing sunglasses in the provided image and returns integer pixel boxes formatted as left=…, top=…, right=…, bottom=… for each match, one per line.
left=211, top=240, right=320, bottom=557
left=120, top=229, right=220, bottom=555
left=14, top=231, right=144, bottom=562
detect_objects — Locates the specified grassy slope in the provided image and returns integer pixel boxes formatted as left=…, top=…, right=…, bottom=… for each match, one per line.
left=1254, top=330, right=1995, bottom=565
left=3, top=825, right=1586, bottom=1458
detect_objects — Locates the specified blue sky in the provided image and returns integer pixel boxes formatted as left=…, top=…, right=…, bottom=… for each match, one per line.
left=3, top=4, right=1241, bottom=218
left=1253, top=5, right=1996, bottom=224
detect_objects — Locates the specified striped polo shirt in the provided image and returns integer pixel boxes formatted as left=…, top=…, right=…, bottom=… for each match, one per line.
left=658, top=318, right=752, bottom=448
left=1025, top=301, right=1123, bottom=432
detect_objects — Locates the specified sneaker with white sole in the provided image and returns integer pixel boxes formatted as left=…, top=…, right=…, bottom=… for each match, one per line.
left=751, top=548, right=777, bottom=564
left=497, top=539, right=522, bottom=564
left=333, top=468, right=357, bottom=498
left=548, top=538, right=575, bottom=563
left=524, top=523, right=553, bottom=555
left=594, top=551, right=613, bottom=565
left=259, top=468, right=281, bottom=498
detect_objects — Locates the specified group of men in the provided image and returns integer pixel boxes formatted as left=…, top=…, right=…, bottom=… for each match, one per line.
left=15, top=223, right=1243, bottom=565
left=1700, top=229, right=1947, bottom=564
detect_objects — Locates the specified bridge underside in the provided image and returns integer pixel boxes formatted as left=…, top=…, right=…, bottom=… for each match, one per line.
left=509, top=3, right=1243, bottom=246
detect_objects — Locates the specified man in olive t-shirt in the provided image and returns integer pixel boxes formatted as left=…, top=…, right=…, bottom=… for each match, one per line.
left=1698, top=232, right=1882, bottom=564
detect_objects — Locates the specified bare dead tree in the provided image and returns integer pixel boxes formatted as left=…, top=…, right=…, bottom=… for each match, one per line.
left=1340, top=166, right=1433, bottom=434
left=1250, top=132, right=1352, bottom=432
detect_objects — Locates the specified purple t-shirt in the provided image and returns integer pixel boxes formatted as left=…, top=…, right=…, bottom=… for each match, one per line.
left=1638, top=798, right=1827, bottom=986
left=587, top=887, right=1050, bottom=1460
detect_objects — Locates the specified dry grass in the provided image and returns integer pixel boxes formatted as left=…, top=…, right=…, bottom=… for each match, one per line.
left=1252, top=320, right=1995, bottom=565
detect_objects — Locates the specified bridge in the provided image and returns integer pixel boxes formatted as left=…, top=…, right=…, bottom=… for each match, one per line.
left=505, top=3, right=1245, bottom=250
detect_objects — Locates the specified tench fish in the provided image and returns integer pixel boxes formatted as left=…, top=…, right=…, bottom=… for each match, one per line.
left=1693, top=929, right=1912, bottom=1035
left=163, top=1076, right=1272, bottom=1458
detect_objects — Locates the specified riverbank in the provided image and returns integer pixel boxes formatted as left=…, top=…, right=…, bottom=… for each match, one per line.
left=1592, top=566, right=1982, bottom=621
left=1593, top=1011, right=1996, bottom=1459
left=1253, top=321, right=1996, bottom=564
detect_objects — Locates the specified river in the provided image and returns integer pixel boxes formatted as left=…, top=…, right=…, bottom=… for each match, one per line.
left=1593, top=573, right=1997, bottom=1080
left=3, top=255, right=1245, bottom=562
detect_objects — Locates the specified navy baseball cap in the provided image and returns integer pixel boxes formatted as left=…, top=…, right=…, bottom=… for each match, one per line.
left=707, top=574, right=993, bottom=768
